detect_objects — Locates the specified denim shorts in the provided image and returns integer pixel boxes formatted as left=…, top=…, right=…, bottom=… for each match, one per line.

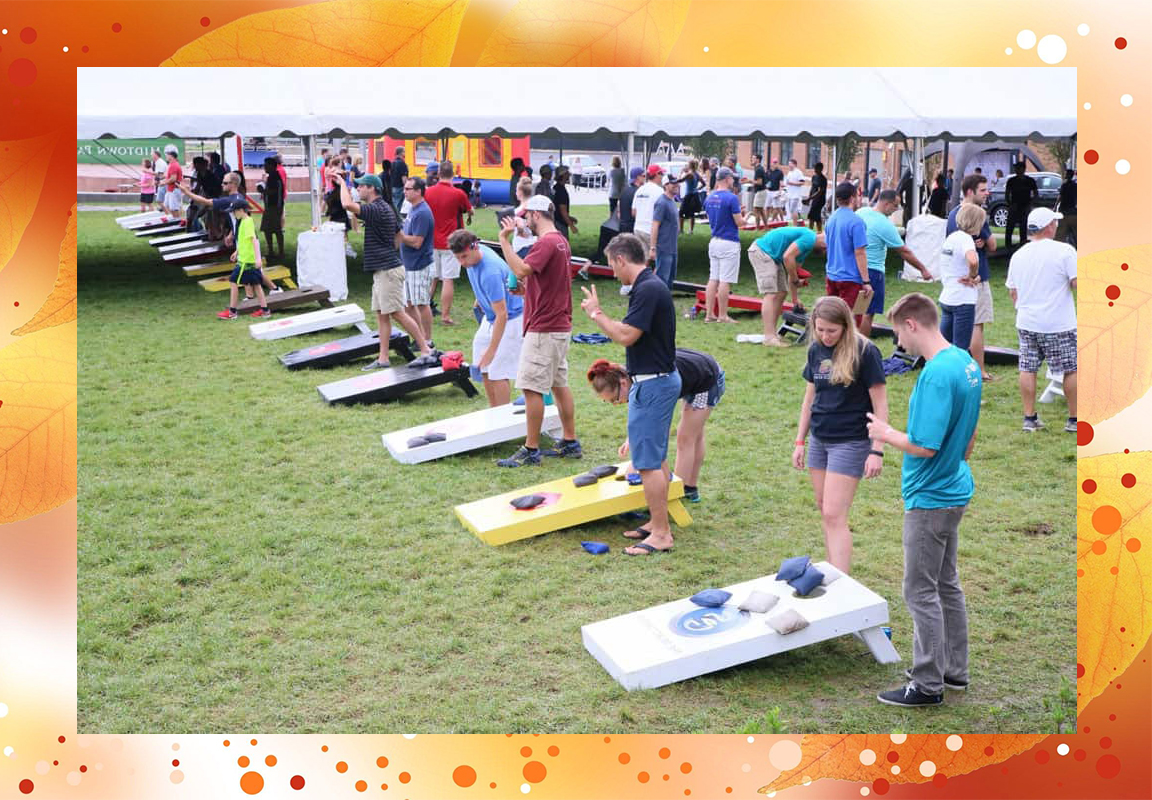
left=807, top=434, right=871, bottom=478
left=627, top=371, right=682, bottom=470
left=685, top=369, right=726, bottom=410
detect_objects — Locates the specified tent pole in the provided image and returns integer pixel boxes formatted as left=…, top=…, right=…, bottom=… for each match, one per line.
left=304, top=135, right=321, bottom=229
left=912, top=137, right=924, bottom=219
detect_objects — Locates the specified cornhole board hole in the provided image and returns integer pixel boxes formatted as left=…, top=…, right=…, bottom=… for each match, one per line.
left=249, top=303, right=364, bottom=341
left=183, top=261, right=234, bottom=277
left=117, top=210, right=164, bottom=226
left=455, top=461, right=691, bottom=546
left=134, top=222, right=186, bottom=237
left=199, top=265, right=295, bottom=291
left=984, top=346, right=1020, bottom=367
left=149, top=230, right=207, bottom=248
left=239, top=287, right=332, bottom=316
left=317, top=362, right=478, bottom=405
left=383, top=402, right=563, bottom=464
left=582, top=563, right=900, bottom=691
left=280, top=325, right=414, bottom=368
left=162, top=242, right=228, bottom=264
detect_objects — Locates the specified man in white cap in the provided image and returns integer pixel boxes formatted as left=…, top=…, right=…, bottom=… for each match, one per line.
left=1005, top=207, right=1078, bottom=433
left=631, top=164, right=665, bottom=254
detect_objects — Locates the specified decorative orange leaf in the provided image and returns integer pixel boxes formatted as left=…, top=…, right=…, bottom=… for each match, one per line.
left=0, top=321, right=77, bottom=523
left=161, top=0, right=469, bottom=67
left=1076, top=452, right=1152, bottom=712
left=0, top=133, right=56, bottom=275
left=762, top=733, right=1046, bottom=793
left=12, top=204, right=76, bottom=337
left=1077, top=245, right=1152, bottom=423
left=477, top=0, right=690, bottom=66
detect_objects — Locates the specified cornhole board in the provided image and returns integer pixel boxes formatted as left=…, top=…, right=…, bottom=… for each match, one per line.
left=149, top=230, right=207, bottom=247
left=158, top=238, right=216, bottom=256
left=249, top=303, right=363, bottom=341
left=280, top=325, right=414, bottom=368
left=1039, top=367, right=1064, bottom=404
left=455, top=461, right=691, bottom=546
left=239, top=287, right=332, bottom=316
left=117, top=210, right=164, bottom=226
left=134, top=222, right=186, bottom=237
left=984, top=346, right=1020, bottom=367
left=161, top=242, right=228, bottom=265
left=672, top=280, right=706, bottom=295
left=183, top=261, right=234, bottom=277
left=694, top=293, right=807, bottom=317
left=383, top=402, right=563, bottom=464
left=317, top=363, right=478, bottom=405
left=738, top=220, right=793, bottom=231
left=122, top=214, right=179, bottom=230
left=582, top=563, right=900, bottom=691
left=198, top=265, right=295, bottom=291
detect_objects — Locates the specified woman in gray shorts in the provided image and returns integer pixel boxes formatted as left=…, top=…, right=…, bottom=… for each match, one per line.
left=791, top=296, right=888, bottom=574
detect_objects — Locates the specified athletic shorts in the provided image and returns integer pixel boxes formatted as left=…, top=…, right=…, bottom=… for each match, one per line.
left=403, top=265, right=433, bottom=307
left=974, top=280, right=994, bottom=324
left=516, top=330, right=570, bottom=393
left=163, top=187, right=183, bottom=213
left=753, top=189, right=770, bottom=209
left=432, top=249, right=461, bottom=280
left=685, top=369, right=726, bottom=410
left=708, top=238, right=741, bottom=284
left=473, top=314, right=524, bottom=381
left=825, top=278, right=864, bottom=321
left=866, top=269, right=886, bottom=316
left=806, top=434, right=872, bottom=478
left=371, top=267, right=405, bottom=315
left=807, top=201, right=824, bottom=222
left=1017, top=328, right=1077, bottom=374
left=140, top=193, right=154, bottom=204
left=626, top=372, right=682, bottom=471
left=229, top=263, right=263, bottom=286
left=749, top=245, right=787, bottom=294
left=768, top=191, right=785, bottom=209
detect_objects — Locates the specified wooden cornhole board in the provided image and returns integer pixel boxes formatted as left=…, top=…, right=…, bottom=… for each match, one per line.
left=117, top=210, right=164, bottom=227
left=162, top=242, right=227, bottom=264
left=123, top=214, right=178, bottom=230
left=383, top=402, right=563, bottom=464
left=150, top=230, right=207, bottom=247
left=582, top=563, right=900, bottom=691
left=317, top=363, right=478, bottom=405
left=135, top=222, right=186, bottom=237
left=183, top=261, right=234, bottom=277
left=239, top=287, right=332, bottom=316
left=249, top=303, right=363, bottom=341
left=455, top=461, right=691, bottom=546
left=198, top=265, right=295, bottom=291
left=279, top=325, right=414, bottom=369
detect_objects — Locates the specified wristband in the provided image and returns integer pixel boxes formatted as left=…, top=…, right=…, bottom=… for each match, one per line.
left=862, top=280, right=872, bottom=285
left=795, top=439, right=806, bottom=446
left=590, top=309, right=601, bottom=319
left=869, top=449, right=884, bottom=457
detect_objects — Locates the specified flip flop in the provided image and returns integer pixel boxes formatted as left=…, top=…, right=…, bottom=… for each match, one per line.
left=440, top=318, right=456, bottom=326
left=623, top=526, right=651, bottom=540
left=624, top=542, right=673, bottom=556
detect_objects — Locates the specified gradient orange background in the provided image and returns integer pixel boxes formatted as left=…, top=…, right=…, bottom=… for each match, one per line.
left=1, top=0, right=1149, bottom=797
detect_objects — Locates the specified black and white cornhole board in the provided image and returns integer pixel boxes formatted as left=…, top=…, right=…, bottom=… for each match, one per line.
left=117, top=210, right=165, bottom=227
left=161, top=242, right=227, bottom=264
left=317, top=363, right=478, bottom=405
left=134, top=222, right=186, bottom=237
left=121, top=213, right=178, bottom=230
left=249, top=303, right=364, bottom=341
left=149, top=230, right=207, bottom=248
left=382, top=402, right=563, bottom=464
left=279, top=325, right=415, bottom=369
left=582, top=564, right=900, bottom=691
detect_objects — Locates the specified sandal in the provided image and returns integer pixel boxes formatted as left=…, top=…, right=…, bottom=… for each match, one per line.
left=623, top=526, right=651, bottom=541
left=624, top=542, right=673, bottom=556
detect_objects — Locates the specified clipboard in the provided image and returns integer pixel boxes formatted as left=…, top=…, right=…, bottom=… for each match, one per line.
left=851, top=284, right=875, bottom=315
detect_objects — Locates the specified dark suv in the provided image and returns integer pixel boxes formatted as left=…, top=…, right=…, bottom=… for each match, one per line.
left=987, top=171, right=1062, bottom=228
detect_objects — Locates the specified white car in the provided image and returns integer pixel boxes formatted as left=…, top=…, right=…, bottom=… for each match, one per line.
left=561, top=155, right=606, bottom=187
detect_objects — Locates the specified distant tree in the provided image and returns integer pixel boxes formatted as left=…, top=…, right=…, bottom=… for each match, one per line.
left=835, top=134, right=861, bottom=176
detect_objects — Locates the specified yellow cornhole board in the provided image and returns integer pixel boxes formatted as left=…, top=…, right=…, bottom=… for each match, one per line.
left=198, top=265, right=295, bottom=291
left=183, top=261, right=233, bottom=277
left=455, top=461, right=691, bottom=546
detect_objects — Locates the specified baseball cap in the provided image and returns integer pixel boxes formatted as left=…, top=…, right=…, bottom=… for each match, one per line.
left=662, top=174, right=678, bottom=187
left=230, top=198, right=251, bottom=211
left=425, top=161, right=439, bottom=175
left=355, top=173, right=384, bottom=191
left=835, top=181, right=856, bottom=202
left=647, top=164, right=665, bottom=177
left=164, top=144, right=179, bottom=156
left=629, top=166, right=644, bottom=180
left=868, top=168, right=877, bottom=175
left=716, top=166, right=734, bottom=181
left=1027, top=207, right=1063, bottom=230
left=524, top=195, right=553, bottom=213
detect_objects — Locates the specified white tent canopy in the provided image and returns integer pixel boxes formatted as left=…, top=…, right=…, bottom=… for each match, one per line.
left=78, top=67, right=1075, bottom=141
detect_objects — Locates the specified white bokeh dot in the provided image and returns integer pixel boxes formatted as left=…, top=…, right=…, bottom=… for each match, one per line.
left=1005, top=47, right=1013, bottom=55
left=62, top=46, right=69, bottom=52
left=3, top=747, right=13, bottom=758
left=703, top=46, right=709, bottom=53
left=742, top=763, right=752, bottom=773
left=2, top=29, right=8, bottom=35
left=1078, top=24, right=1090, bottom=36
left=1084, top=102, right=1092, bottom=110
left=920, top=760, right=937, bottom=777
left=859, top=749, right=877, bottom=766
left=1116, top=159, right=1131, bottom=175
left=1057, top=743, right=1070, bottom=756
left=890, top=765, right=901, bottom=775
left=66, top=771, right=81, bottom=786
left=402, top=734, right=417, bottom=739
left=945, top=735, right=964, bottom=751
left=890, top=733, right=907, bottom=744
left=1121, top=94, right=1133, bottom=107
left=1017, top=30, right=1037, bottom=49
left=1037, top=34, right=1068, bottom=64
left=0, top=702, right=8, bottom=718
left=35, top=760, right=50, bottom=775
left=520, top=784, right=531, bottom=794
left=861, top=789, right=870, bottom=797
left=767, top=794, right=776, bottom=798
left=747, top=736, right=755, bottom=743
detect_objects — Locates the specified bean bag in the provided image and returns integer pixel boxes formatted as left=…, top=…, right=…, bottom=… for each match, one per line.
left=581, top=541, right=609, bottom=555
left=788, top=564, right=825, bottom=596
left=768, top=608, right=810, bottom=635
left=819, top=563, right=844, bottom=585
left=775, top=555, right=811, bottom=582
left=510, top=494, right=546, bottom=510
left=406, top=436, right=430, bottom=448
left=738, top=590, right=779, bottom=614
left=422, top=431, right=447, bottom=443
left=573, top=473, right=599, bottom=487
left=689, top=589, right=732, bottom=608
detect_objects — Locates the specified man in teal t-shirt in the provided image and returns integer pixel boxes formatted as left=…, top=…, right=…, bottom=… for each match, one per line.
left=855, top=190, right=931, bottom=336
left=866, top=292, right=981, bottom=709
left=747, top=225, right=825, bottom=346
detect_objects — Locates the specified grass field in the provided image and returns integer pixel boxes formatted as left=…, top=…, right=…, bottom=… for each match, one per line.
left=77, top=202, right=1075, bottom=734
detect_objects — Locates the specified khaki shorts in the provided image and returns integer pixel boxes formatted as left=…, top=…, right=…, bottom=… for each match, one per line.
left=432, top=249, right=461, bottom=280
left=516, top=331, right=570, bottom=393
left=974, top=280, right=994, bottom=324
left=752, top=189, right=769, bottom=209
left=748, top=244, right=788, bottom=294
left=371, top=267, right=405, bottom=315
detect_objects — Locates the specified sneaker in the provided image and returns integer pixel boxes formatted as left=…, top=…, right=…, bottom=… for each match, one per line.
left=496, top=446, right=542, bottom=467
left=542, top=439, right=583, bottom=459
left=905, top=668, right=969, bottom=691
left=1064, top=419, right=1078, bottom=433
left=251, top=308, right=272, bottom=318
left=345, top=244, right=357, bottom=257
left=1022, top=416, right=1045, bottom=432
left=877, top=681, right=943, bottom=707
left=360, top=359, right=389, bottom=371
left=407, top=353, right=440, bottom=369
left=683, top=488, right=701, bottom=503
left=216, top=309, right=237, bottom=320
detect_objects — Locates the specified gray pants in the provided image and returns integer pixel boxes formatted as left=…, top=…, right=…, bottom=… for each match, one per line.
left=902, top=505, right=969, bottom=695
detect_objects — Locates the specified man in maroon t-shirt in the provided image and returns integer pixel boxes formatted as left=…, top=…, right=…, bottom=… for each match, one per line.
left=495, top=195, right=581, bottom=467
left=424, top=161, right=473, bottom=325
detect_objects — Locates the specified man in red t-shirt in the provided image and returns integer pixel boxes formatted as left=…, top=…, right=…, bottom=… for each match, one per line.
left=494, top=195, right=581, bottom=467
left=161, top=145, right=184, bottom=216
left=424, top=161, right=474, bottom=325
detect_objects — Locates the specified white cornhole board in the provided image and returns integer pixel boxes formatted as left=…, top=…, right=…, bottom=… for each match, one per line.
left=1039, top=366, right=1064, bottom=404
left=383, top=403, right=563, bottom=464
left=249, top=303, right=365, bottom=341
left=582, top=563, right=900, bottom=691
left=116, top=210, right=164, bottom=227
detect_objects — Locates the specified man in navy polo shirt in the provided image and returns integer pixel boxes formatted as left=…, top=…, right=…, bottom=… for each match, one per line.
left=580, top=233, right=681, bottom=556
left=824, top=181, right=872, bottom=326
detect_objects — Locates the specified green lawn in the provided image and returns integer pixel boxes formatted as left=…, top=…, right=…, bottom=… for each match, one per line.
left=77, top=202, right=1075, bottom=734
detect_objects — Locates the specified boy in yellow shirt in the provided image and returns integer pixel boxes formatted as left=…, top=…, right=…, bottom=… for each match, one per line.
left=217, top=199, right=271, bottom=320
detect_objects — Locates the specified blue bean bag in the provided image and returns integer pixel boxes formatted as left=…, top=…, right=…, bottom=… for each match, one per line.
left=788, top=564, right=825, bottom=596
left=776, top=555, right=810, bottom=582
left=689, top=589, right=732, bottom=607
left=581, top=541, right=609, bottom=555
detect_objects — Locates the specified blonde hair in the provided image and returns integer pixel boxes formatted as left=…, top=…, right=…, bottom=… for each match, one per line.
left=516, top=176, right=534, bottom=200
left=809, top=296, right=866, bottom=386
left=955, top=203, right=986, bottom=235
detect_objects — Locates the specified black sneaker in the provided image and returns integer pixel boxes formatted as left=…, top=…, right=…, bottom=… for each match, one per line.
left=361, top=359, right=389, bottom=372
left=905, top=668, right=968, bottom=691
left=542, top=439, right=583, bottom=459
left=496, top=446, right=542, bottom=468
left=408, top=353, right=440, bottom=369
left=877, top=681, right=943, bottom=707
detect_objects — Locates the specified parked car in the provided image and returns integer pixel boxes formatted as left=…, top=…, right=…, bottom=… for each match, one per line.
left=986, top=171, right=1062, bottom=228
left=561, top=155, right=607, bottom=187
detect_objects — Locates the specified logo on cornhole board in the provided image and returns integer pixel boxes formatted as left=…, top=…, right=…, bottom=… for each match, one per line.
left=670, top=606, right=750, bottom=637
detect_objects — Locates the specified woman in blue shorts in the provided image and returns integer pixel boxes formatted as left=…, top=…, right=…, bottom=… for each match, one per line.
left=587, top=347, right=724, bottom=508
left=792, top=295, right=888, bottom=574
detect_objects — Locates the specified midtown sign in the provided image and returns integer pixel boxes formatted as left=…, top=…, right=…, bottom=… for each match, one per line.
left=77, top=138, right=183, bottom=165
